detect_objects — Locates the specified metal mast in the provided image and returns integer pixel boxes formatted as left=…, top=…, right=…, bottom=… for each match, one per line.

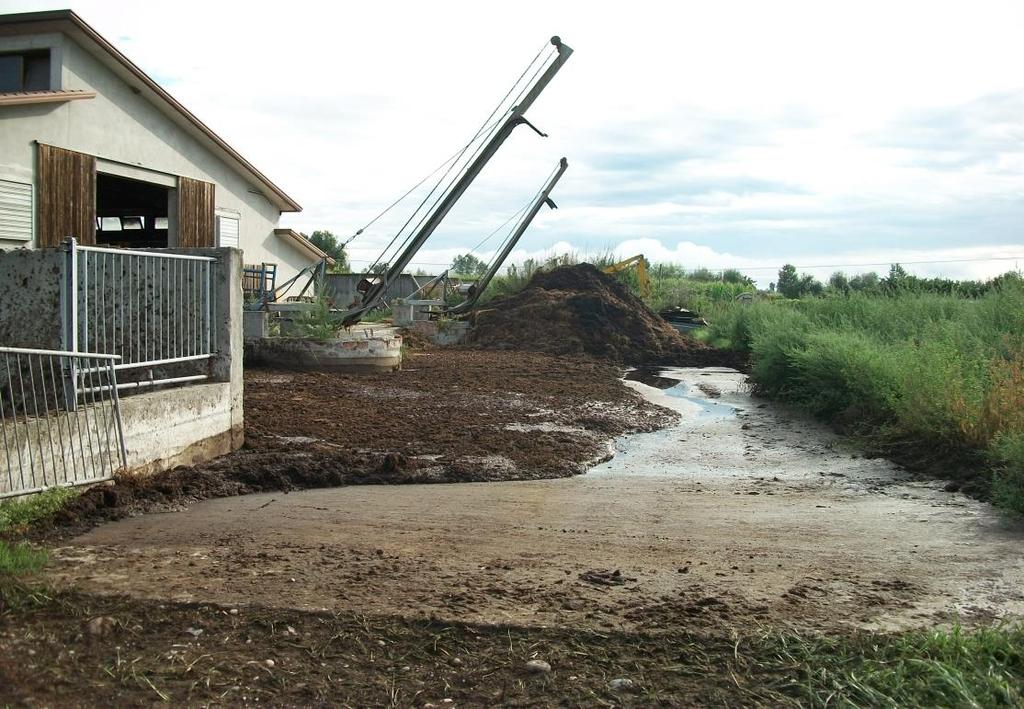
left=343, top=36, right=573, bottom=326
left=446, top=157, right=568, bottom=315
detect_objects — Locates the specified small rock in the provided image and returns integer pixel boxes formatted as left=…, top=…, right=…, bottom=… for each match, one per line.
left=86, top=616, right=117, bottom=637
left=609, top=678, right=636, bottom=692
left=450, top=657, right=463, bottom=666
left=525, top=659, right=552, bottom=674
left=264, top=659, right=275, bottom=668
left=229, top=608, right=239, bottom=615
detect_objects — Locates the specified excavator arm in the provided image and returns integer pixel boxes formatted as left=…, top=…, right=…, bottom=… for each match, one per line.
left=602, top=255, right=651, bottom=299
left=446, top=157, right=569, bottom=315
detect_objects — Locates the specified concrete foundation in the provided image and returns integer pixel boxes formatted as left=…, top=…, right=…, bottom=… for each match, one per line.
left=120, top=382, right=242, bottom=475
left=246, top=326, right=402, bottom=373
left=406, top=319, right=470, bottom=346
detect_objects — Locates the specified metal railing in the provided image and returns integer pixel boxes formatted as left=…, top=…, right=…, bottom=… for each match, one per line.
left=0, top=347, right=126, bottom=499
left=63, top=238, right=217, bottom=391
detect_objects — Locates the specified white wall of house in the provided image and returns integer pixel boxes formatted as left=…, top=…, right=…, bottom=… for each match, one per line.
left=0, top=30, right=313, bottom=284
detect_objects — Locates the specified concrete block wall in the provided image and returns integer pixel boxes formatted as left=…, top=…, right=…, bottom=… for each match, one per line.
left=0, top=246, right=244, bottom=494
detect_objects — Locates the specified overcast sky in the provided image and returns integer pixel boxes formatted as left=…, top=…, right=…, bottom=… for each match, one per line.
left=7, top=0, right=1024, bottom=283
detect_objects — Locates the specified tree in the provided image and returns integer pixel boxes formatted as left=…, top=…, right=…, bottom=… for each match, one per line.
left=777, top=264, right=801, bottom=298
left=828, top=271, right=850, bottom=293
left=849, top=271, right=880, bottom=291
left=305, top=230, right=350, bottom=273
left=882, top=263, right=909, bottom=292
left=721, top=268, right=755, bottom=286
left=450, top=253, right=488, bottom=277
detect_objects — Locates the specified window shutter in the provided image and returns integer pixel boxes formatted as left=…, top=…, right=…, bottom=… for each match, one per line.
left=0, top=179, right=33, bottom=242
left=177, top=176, right=215, bottom=247
left=216, top=214, right=239, bottom=248
left=36, top=143, right=96, bottom=247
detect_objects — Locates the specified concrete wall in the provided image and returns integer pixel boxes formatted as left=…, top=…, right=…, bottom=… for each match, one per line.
left=322, top=273, right=442, bottom=309
left=0, top=247, right=63, bottom=349
left=0, top=246, right=243, bottom=494
left=0, top=30, right=314, bottom=284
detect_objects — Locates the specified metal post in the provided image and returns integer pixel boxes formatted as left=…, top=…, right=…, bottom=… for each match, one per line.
left=61, top=237, right=79, bottom=411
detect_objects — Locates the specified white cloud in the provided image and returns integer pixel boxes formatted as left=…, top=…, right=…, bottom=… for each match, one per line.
left=5, top=0, right=1023, bottom=278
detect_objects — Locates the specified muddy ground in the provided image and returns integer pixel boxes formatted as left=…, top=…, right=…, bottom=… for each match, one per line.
left=4, top=350, right=1024, bottom=706
left=41, top=350, right=673, bottom=537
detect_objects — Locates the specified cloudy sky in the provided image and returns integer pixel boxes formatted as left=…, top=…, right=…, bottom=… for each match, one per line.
left=7, top=0, right=1024, bottom=283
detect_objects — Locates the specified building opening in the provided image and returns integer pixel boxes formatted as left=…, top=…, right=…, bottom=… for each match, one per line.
left=95, top=172, right=170, bottom=248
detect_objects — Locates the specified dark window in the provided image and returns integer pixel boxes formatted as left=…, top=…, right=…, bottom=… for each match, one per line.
left=0, top=51, right=50, bottom=92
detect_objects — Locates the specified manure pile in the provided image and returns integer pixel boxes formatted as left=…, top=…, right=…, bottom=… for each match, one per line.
left=468, top=264, right=718, bottom=366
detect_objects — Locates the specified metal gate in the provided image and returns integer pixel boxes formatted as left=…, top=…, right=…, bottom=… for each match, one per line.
left=0, top=346, right=126, bottom=499
left=63, top=237, right=218, bottom=391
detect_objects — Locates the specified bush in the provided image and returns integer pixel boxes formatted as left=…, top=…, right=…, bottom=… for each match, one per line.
left=706, top=278, right=1024, bottom=510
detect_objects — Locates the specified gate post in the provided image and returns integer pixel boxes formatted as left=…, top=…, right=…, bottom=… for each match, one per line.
left=60, top=237, right=78, bottom=411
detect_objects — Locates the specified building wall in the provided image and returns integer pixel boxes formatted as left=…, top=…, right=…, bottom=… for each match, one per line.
left=0, top=30, right=312, bottom=284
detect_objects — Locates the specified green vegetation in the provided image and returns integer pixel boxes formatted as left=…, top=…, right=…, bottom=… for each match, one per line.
left=304, top=229, right=350, bottom=273
left=702, top=276, right=1024, bottom=509
left=748, top=623, right=1024, bottom=707
left=0, top=541, right=47, bottom=576
left=293, top=298, right=343, bottom=340
left=0, top=486, right=76, bottom=535
left=449, top=253, right=489, bottom=278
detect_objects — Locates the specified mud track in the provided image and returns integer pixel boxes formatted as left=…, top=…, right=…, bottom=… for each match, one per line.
left=47, top=365, right=1024, bottom=637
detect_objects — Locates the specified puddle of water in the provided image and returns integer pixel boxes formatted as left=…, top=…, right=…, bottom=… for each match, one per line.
left=588, top=367, right=744, bottom=478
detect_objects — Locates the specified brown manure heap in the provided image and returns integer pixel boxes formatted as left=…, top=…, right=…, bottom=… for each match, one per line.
left=468, top=263, right=721, bottom=366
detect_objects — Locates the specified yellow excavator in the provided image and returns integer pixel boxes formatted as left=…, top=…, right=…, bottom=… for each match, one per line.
left=602, top=255, right=650, bottom=299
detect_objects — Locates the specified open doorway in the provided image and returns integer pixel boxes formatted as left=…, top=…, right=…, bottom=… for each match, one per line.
left=95, top=172, right=170, bottom=248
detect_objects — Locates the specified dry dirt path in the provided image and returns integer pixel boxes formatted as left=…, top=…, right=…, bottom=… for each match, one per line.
left=49, top=368, right=1024, bottom=635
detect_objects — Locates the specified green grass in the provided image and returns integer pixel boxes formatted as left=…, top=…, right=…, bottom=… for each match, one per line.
left=701, top=281, right=1024, bottom=507
left=748, top=624, right=1024, bottom=707
left=0, top=486, right=77, bottom=535
left=0, top=541, right=47, bottom=576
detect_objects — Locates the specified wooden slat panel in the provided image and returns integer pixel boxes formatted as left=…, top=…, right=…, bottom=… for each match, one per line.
left=36, top=143, right=96, bottom=247
left=177, top=176, right=215, bottom=248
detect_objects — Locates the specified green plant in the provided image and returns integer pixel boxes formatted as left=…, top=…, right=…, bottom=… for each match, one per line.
left=294, top=298, right=342, bottom=341
left=0, top=486, right=76, bottom=535
left=0, top=541, right=47, bottom=576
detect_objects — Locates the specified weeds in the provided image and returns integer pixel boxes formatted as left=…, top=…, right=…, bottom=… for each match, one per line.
left=749, top=623, right=1024, bottom=707
left=0, top=541, right=47, bottom=576
left=0, top=486, right=77, bottom=535
left=704, top=281, right=1024, bottom=508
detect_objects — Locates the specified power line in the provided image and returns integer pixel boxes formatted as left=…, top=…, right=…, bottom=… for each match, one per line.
left=725, top=255, right=1024, bottom=273
left=344, top=253, right=1023, bottom=273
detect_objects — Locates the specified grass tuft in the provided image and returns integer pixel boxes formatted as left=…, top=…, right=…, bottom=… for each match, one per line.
left=0, top=486, right=77, bottom=535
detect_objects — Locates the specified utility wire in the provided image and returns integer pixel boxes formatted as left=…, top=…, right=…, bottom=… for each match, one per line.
left=381, top=42, right=557, bottom=267
left=351, top=40, right=554, bottom=257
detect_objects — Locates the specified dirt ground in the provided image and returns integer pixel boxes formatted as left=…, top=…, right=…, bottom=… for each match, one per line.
left=44, top=368, right=1024, bottom=635
left=42, top=350, right=674, bottom=536
left=4, top=350, right=1024, bottom=706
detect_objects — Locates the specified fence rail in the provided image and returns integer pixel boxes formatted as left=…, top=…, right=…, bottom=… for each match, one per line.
left=0, top=346, right=126, bottom=499
left=63, top=238, right=217, bottom=391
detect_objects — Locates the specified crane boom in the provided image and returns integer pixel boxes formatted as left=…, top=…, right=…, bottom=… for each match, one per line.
left=342, top=36, right=573, bottom=327
left=447, top=157, right=568, bottom=315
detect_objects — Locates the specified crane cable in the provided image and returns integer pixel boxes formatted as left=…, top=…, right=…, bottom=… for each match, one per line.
left=351, top=39, right=553, bottom=252
left=479, top=161, right=560, bottom=265
left=364, top=41, right=558, bottom=274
